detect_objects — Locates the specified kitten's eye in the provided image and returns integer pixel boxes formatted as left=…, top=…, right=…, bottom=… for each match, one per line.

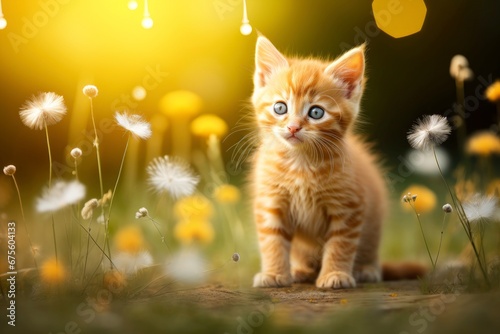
left=308, top=106, right=325, bottom=120
left=273, top=102, right=288, bottom=115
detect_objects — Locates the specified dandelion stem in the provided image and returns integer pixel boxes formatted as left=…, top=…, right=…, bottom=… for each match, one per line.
left=147, top=216, right=170, bottom=251
left=434, top=213, right=449, bottom=269
left=51, top=215, right=58, bottom=263
left=11, top=175, right=38, bottom=269
left=432, top=147, right=490, bottom=286
left=44, top=123, right=53, bottom=187
left=455, top=78, right=466, bottom=149
left=408, top=201, right=435, bottom=270
left=82, top=218, right=92, bottom=281
left=106, top=135, right=131, bottom=268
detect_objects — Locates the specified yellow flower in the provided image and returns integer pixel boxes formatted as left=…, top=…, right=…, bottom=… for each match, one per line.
left=191, top=114, right=228, bottom=138
left=41, top=258, right=66, bottom=284
left=103, top=269, right=127, bottom=291
left=486, top=80, right=500, bottom=102
left=174, top=195, right=214, bottom=220
left=466, top=132, right=500, bottom=156
left=402, top=185, right=437, bottom=213
left=487, top=179, right=500, bottom=197
left=115, top=226, right=144, bottom=254
left=174, top=220, right=214, bottom=244
left=213, top=184, right=241, bottom=204
left=159, top=90, right=202, bottom=118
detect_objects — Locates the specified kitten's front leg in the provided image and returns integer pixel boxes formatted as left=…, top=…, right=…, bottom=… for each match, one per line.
left=316, top=212, right=362, bottom=289
left=253, top=203, right=293, bottom=288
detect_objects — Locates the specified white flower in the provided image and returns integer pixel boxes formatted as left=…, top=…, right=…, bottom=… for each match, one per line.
left=450, top=55, right=469, bottom=79
left=407, top=115, right=451, bottom=151
left=165, top=248, right=206, bottom=284
left=115, top=112, right=152, bottom=139
left=463, top=194, right=497, bottom=223
left=147, top=156, right=200, bottom=199
left=406, top=147, right=450, bottom=176
left=19, top=92, right=67, bottom=130
left=36, top=180, right=86, bottom=213
left=82, top=85, right=98, bottom=98
left=113, top=251, right=153, bottom=276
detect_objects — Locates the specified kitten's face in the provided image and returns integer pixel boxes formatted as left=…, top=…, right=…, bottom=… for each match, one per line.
left=252, top=37, right=365, bottom=151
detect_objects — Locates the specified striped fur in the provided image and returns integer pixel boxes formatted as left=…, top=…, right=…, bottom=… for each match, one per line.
left=251, top=37, right=387, bottom=289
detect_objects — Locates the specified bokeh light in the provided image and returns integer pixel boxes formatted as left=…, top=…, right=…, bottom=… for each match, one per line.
left=372, top=0, right=427, bottom=38
left=132, top=85, right=147, bottom=101
left=240, top=22, right=252, bottom=36
left=0, top=17, right=6, bottom=30
left=142, top=16, right=153, bottom=29
left=128, top=0, right=138, bottom=11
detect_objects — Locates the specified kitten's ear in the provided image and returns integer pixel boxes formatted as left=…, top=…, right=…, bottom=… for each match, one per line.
left=324, top=45, right=365, bottom=99
left=254, top=36, right=289, bottom=89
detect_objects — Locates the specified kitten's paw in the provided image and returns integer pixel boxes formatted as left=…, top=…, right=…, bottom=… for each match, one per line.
left=354, top=265, right=381, bottom=283
left=292, top=269, right=317, bottom=283
left=316, top=271, right=356, bottom=289
left=253, top=272, right=292, bottom=288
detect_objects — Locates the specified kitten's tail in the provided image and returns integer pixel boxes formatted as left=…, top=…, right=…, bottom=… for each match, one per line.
left=382, top=262, right=427, bottom=281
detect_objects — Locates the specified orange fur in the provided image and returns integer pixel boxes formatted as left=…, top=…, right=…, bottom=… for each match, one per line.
left=250, top=37, right=388, bottom=289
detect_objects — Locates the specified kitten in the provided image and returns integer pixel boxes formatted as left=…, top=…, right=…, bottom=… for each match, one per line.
left=250, top=36, right=387, bottom=288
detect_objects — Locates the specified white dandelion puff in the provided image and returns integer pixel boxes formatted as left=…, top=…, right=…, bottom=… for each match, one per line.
left=147, top=156, right=200, bottom=199
left=19, top=92, right=67, bottom=130
left=406, top=147, right=450, bottom=176
left=407, top=115, right=451, bottom=151
left=115, top=111, right=152, bottom=139
left=463, top=194, right=497, bottom=223
left=112, top=251, right=153, bottom=276
left=36, top=180, right=86, bottom=213
left=165, top=248, right=206, bottom=284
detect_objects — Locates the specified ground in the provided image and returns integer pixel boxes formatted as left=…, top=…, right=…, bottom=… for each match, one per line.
left=5, top=278, right=500, bottom=334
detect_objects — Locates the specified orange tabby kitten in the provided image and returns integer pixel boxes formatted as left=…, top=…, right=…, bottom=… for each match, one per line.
left=251, top=36, right=387, bottom=288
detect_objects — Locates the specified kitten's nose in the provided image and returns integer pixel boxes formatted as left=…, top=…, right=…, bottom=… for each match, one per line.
left=287, top=125, right=302, bottom=134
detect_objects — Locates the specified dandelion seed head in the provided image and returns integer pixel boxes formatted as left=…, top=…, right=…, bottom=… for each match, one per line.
left=442, top=203, right=453, bottom=213
left=165, top=248, right=207, bottom=284
left=147, top=156, right=200, bottom=200
left=19, top=92, right=67, bottom=130
left=463, top=194, right=497, bottom=223
left=115, top=111, right=152, bottom=139
left=71, top=148, right=82, bottom=159
left=3, top=165, right=16, bottom=176
left=83, top=85, right=99, bottom=98
left=36, top=180, right=86, bottom=213
left=450, top=55, right=469, bottom=79
left=135, top=207, right=148, bottom=219
left=81, top=198, right=99, bottom=220
left=113, top=251, right=153, bottom=276
left=401, top=186, right=436, bottom=213
left=407, top=115, right=451, bottom=151
left=100, top=190, right=112, bottom=206
left=457, top=67, right=474, bottom=82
